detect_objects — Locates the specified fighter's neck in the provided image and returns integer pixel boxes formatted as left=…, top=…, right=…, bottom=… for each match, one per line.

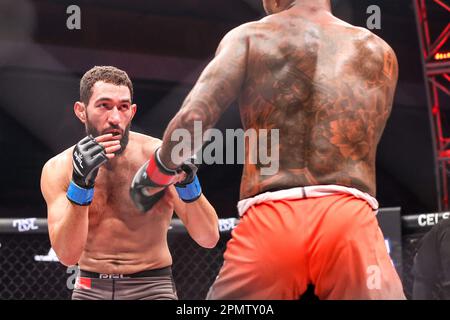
left=291, top=0, right=331, bottom=12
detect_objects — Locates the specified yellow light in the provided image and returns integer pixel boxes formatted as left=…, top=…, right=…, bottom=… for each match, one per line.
left=435, top=52, right=450, bottom=60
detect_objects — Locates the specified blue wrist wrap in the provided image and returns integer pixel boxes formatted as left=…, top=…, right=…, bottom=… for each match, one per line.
left=175, top=175, right=202, bottom=203
left=67, top=180, right=94, bottom=206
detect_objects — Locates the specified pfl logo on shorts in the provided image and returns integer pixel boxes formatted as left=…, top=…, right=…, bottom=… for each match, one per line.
left=99, top=273, right=124, bottom=279
left=12, top=218, right=38, bottom=232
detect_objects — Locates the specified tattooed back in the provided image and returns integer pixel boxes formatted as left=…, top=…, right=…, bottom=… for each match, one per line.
left=238, top=10, right=398, bottom=199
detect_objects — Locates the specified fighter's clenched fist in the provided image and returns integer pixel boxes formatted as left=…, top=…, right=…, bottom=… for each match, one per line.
left=67, top=134, right=121, bottom=205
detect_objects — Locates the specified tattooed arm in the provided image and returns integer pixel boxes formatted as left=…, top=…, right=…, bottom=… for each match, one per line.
left=158, top=25, right=250, bottom=169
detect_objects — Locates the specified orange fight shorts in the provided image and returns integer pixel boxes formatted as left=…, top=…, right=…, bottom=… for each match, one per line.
left=207, top=190, right=405, bottom=300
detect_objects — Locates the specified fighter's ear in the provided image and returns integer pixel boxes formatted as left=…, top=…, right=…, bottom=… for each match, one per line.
left=129, top=104, right=137, bottom=121
left=74, top=101, right=87, bottom=124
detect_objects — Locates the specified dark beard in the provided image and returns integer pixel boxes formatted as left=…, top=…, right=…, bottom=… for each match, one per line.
left=85, top=122, right=130, bottom=156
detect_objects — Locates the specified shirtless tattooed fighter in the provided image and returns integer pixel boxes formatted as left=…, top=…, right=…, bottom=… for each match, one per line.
left=130, top=0, right=405, bottom=299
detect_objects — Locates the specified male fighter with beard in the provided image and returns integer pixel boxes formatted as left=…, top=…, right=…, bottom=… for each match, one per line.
left=40, top=66, right=219, bottom=300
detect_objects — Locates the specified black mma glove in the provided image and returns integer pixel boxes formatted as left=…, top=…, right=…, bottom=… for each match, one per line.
left=67, top=135, right=107, bottom=205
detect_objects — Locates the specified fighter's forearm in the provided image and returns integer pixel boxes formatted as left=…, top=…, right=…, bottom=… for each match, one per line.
left=49, top=201, right=89, bottom=266
left=160, top=107, right=209, bottom=170
left=160, top=82, right=227, bottom=170
left=183, top=195, right=219, bottom=249
left=159, top=25, right=246, bottom=169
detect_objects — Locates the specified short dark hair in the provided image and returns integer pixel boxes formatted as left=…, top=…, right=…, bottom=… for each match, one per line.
left=80, top=66, right=133, bottom=105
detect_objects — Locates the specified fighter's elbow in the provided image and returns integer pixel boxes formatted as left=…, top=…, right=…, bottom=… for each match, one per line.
left=55, top=250, right=80, bottom=267
left=198, top=238, right=219, bottom=249
left=49, top=225, right=85, bottom=266
left=51, top=239, right=81, bottom=266
left=59, top=258, right=79, bottom=267
left=196, top=230, right=220, bottom=249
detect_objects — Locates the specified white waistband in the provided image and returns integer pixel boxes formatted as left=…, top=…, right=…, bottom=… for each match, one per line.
left=237, top=185, right=379, bottom=216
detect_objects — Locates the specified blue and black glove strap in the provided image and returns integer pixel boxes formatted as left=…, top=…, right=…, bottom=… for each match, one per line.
left=175, top=175, right=202, bottom=203
left=67, top=180, right=95, bottom=206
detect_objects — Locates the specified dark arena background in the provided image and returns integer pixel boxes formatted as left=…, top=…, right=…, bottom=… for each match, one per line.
left=0, top=0, right=449, bottom=300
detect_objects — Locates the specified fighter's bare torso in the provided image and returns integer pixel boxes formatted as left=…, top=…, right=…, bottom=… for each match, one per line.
left=54, top=132, right=176, bottom=274
left=238, top=9, right=398, bottom=199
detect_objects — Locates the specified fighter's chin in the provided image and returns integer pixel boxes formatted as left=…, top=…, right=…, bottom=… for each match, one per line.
left=114, top=146, right=126, bottom=156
